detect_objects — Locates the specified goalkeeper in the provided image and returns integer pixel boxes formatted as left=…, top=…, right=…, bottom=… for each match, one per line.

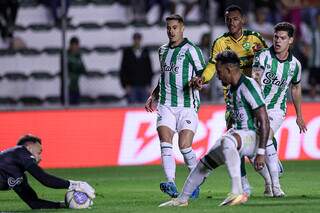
left=0, top=134, right=95, bottom=209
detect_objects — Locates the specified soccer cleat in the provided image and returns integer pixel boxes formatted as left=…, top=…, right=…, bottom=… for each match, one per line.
left=272, top=186, right=285, bottom=197
left=190, top=186, right=200, bottom=199
left=241, top=176, right=252, bottom=197
left=158, top=198, right=188, bottom=207
left=219, top=193, right=248, bottom=206
left=263, top=184, right=273, bottom=197
left=160, top=182, right=179, bottom=198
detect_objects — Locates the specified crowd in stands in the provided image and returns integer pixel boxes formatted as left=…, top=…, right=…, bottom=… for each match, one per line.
left=0, top=0, right=319, bottom=106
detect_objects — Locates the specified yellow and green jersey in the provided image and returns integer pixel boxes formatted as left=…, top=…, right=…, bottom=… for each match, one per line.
left=202, top=29, right=268, bottom=82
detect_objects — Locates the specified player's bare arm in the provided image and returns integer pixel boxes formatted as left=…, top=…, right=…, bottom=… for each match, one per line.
left=253, top=105, right=270, bottom=171
left=252, top=67, right=262, bottom=85
left=291, top=83, right=307, bottom=133
left=145, top=84, right=159, bottom=112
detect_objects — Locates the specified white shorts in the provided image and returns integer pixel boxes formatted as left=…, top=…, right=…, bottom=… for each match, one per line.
left=156, top=104, right=198, bottom=133
left=204, top=128, right=257, bottom=167
left=267, top=109, right=285, bottom=134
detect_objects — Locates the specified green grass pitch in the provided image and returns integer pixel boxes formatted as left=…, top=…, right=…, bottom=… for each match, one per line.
left=1, top=160, right=319, bottom=212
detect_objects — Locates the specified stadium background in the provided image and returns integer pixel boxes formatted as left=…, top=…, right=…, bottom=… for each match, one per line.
left=0, top=0, right=319, bottom=167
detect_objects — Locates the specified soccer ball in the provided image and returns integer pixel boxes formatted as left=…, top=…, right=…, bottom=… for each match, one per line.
left=65, top=190, right=93, bottom=209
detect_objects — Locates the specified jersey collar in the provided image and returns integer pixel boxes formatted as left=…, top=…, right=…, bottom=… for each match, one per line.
left=270, top=46, right=293, bottom=62
left=169, top=38, right=188, bottom=49
left=228, top=29, right=244, bottom=43
left=231, top=74, right=245, bottom=91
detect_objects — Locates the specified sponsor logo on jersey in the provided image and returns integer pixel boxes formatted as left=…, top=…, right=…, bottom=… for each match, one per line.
left=8, top=177, right=23, bottom=188
left=161, top=62, right=178, bottom=74
left=263, top=72, right=286, bottom=89
left=242, top=42, right=251, bottom=51
left=232, top=110, right=245, bottom=121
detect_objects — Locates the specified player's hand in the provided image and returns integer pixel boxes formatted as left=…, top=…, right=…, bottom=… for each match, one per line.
left=296, top=116, right=307, bottom=133
left=69, top=180, right=96, bottom=199
left=254, top=154, right=265, bottom=171
left=252, top=43, right=263, bottom=52
left=189, top=76, right=203, bottom=90
left=145, top=96, right=157, bottom=112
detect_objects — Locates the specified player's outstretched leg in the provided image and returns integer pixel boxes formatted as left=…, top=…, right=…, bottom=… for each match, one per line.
left=160, top=142, right=178, bottom=197
left=220, top=136, right=248, bottom=206
left=240, top=157, right=252, bottom=196
left=273, top=137, right=284, bottom=177
left=266, top=140, right=285, bottom=197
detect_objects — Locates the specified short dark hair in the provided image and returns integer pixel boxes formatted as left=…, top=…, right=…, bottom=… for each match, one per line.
left=215, top=50, right=240, bottom=67
left=17, top=134, right=41, bottom=146
left=166, top=14, right=184, bottom=24
left=70, top=36, right=79, bottom=45
left=274, top=22, right=295, bottom=37
left=225, top=5, right=243, bottom=16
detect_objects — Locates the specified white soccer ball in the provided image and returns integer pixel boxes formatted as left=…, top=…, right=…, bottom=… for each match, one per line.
left=65, top=190, right=93, bottom=209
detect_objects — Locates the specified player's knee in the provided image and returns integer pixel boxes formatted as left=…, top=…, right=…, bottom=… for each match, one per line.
left=221, top=136, right=237, bottom=150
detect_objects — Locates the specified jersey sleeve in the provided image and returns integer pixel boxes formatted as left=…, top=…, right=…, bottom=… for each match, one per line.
left=201, top=39, right=222, bottom=82
left=27, top=164, right=70, bottom=189
left=253, top=31, right=268, bottom=49
left=252, top=50, right=266, bottom=69
left=291, top=61, right=302, bottom=84
left=188, top=45, right=206, bottom=76
left=242, top=78, right=265, bottom=109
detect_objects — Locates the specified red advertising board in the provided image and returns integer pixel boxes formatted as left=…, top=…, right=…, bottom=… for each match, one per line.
left=0, top=103, right=319, bottom=168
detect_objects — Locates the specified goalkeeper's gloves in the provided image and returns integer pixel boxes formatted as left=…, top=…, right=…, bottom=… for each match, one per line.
left=69, top=180, right=96, bottom=199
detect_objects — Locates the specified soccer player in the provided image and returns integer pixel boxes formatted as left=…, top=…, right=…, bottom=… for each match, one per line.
left=0, top=134, right=95, bottom=209
left=252, top=22, right=307, bottom=197
left=145, top=14, right=206, bottom=199
left=189, top=4, right=271, bottom=196
left=159, top=50, right=270, bottom=207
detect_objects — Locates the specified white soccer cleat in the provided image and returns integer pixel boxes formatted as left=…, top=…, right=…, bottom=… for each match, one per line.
left=272, top=186, right=285, bottom=197
left=241, top=176, right=252, bottom=197
left=264, top=184, right=273, bottom=197
left=158, top=198, right=188, bottom=207
left=219, top=193, right=248, bottom=206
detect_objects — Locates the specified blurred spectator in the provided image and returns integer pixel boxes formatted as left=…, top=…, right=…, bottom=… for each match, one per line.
left=66, top=36, right=87, bottom=105
left=279, top=0, right=302, bottom=38
left=253, top=0, right=278, bottom=24
left=169, top=0, right=198, bottom=20
left=304, top=12, right=320, bottom=98
left=129, top=0, right=147, bottom=24
left=41, top=0, right=71, bottom=26
left=120, top=32, right=153, bottom=104
left=0, top=0, right=19, bottom=41
left=249, top=7, right=273, bottom=46
left=146, top=0, right=169, bottom=24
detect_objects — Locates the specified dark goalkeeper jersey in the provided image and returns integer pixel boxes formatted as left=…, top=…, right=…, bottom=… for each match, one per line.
left=0, top=146, right=69, bottom=190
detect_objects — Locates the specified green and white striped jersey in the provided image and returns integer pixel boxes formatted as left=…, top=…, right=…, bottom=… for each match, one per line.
left=158, top=38, right=206, bottom=110
left=253, top=47, right=301, bottom=113
left=231, top=75, right=265, bottom=130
